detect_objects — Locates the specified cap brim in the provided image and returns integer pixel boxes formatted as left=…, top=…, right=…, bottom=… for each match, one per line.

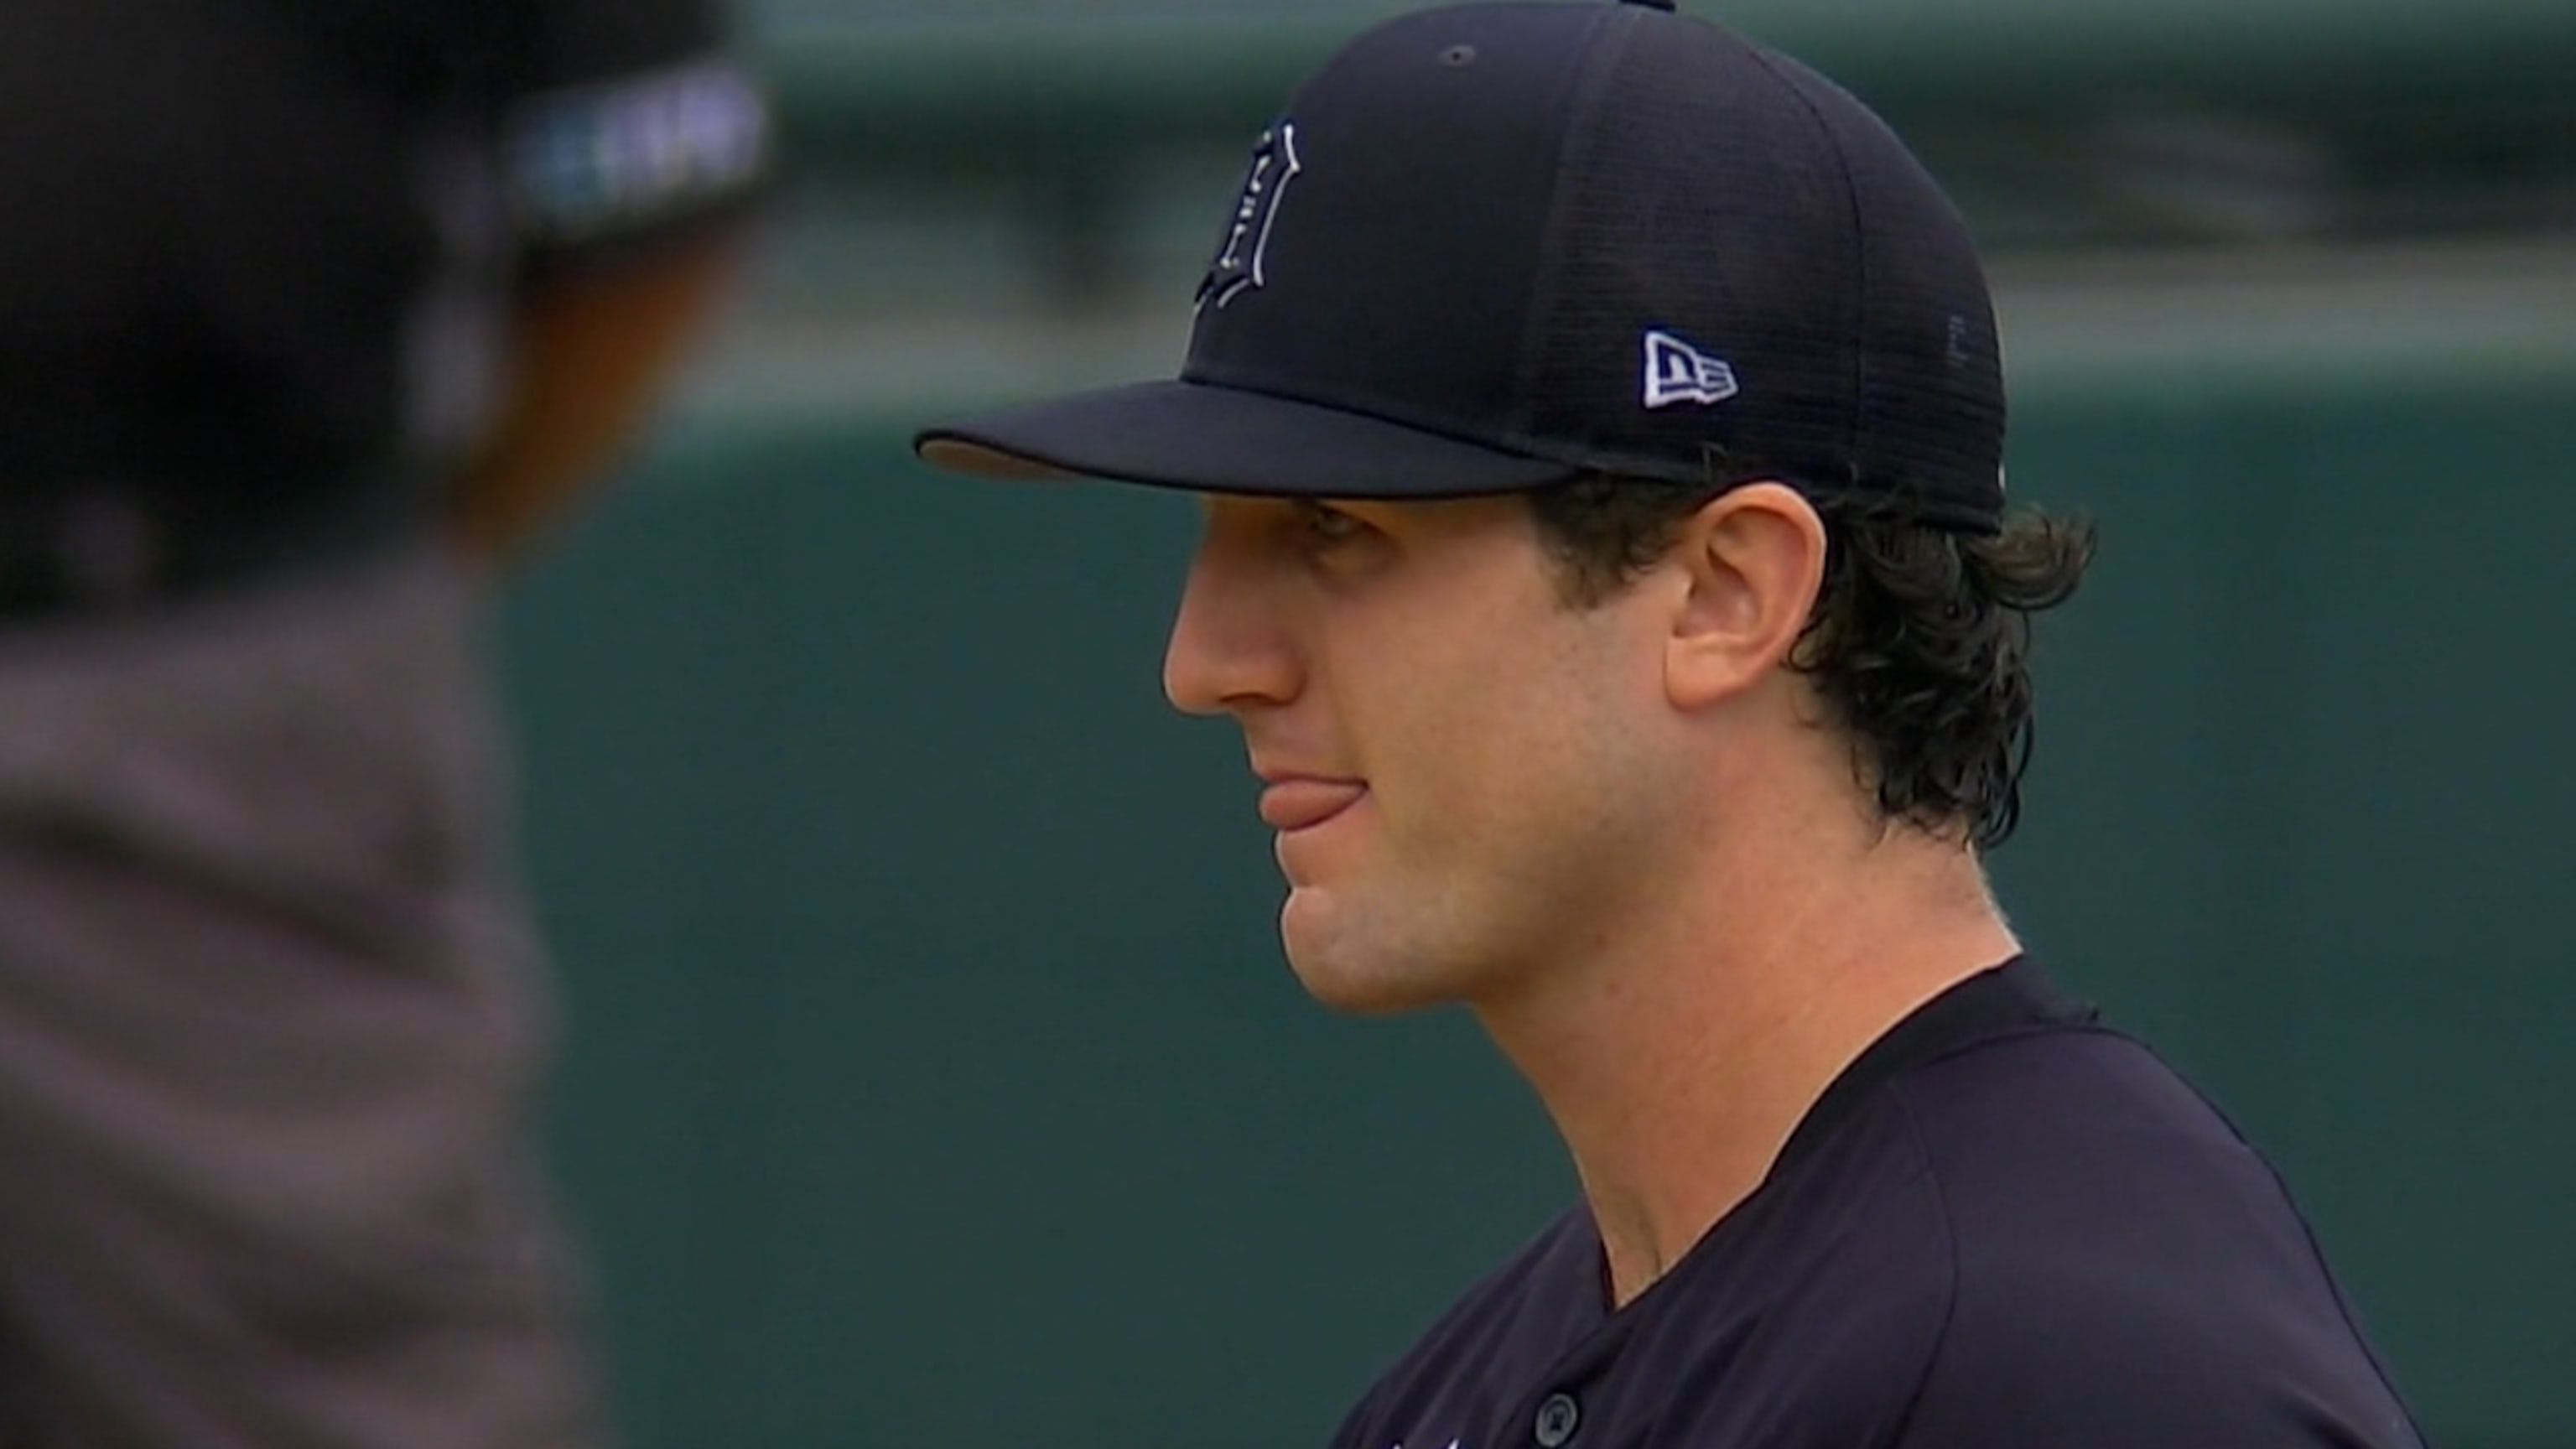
left=913, top=380, right=1581, bottom=499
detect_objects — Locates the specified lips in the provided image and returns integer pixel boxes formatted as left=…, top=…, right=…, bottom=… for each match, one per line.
left=1257, top=777, right=1368, bottom=832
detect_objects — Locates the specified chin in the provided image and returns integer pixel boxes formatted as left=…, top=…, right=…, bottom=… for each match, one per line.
left=1278, top=891, right=1469, bottom=1016
left=1283, top=957, right=1431, bottom=1017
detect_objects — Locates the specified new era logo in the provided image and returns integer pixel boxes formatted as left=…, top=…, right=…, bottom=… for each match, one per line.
left=1642, top=329, right=1740, bottom=408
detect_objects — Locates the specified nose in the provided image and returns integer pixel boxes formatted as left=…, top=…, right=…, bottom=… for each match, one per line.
left=1161, top=513, right=1303, bottom=717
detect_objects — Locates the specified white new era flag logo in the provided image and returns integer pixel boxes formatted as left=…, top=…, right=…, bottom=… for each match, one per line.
left=1642, top=329, right=1740, bottom=408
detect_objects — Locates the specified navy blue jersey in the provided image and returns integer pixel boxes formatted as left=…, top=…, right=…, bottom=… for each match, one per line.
left=1331, top=961, right=2424, bottom=1449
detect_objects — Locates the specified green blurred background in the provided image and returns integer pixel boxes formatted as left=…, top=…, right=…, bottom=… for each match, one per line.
left=496, top=3, right=2576, bottom=1444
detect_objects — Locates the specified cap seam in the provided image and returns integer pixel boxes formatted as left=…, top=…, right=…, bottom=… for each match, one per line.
left=1739, top=46, right=1872, bottom=489
left=1506, top=3, right=1641, bottom=438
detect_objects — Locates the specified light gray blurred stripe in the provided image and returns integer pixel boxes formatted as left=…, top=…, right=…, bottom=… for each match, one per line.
left=664, top=237, right=2576, bottom=430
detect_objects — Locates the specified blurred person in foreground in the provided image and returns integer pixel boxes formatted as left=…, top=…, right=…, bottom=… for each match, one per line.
left=0, top=3, right=763, bottom=1444
left=914, top=1, right=2426, bottom=1444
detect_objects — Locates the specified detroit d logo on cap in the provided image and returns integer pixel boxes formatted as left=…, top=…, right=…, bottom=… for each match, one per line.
left=1195, top=122, right=1304, bottom=313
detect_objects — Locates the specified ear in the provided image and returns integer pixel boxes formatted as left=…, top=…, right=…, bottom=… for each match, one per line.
left=1661, top=482, right=1829, bottom=711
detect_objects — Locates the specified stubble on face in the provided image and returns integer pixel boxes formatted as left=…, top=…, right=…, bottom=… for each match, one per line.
left=1260, top=500, right=1685, bottom=1017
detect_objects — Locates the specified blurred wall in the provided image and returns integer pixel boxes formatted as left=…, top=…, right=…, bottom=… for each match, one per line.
left=497, top=1, right=2576, bottom=1444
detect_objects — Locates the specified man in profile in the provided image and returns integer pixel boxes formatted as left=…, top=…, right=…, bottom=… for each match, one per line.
left=911, top=2, right=2428, bottom=1444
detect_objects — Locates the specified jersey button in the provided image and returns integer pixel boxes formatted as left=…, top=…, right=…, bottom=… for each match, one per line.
left=1533, top=1392, right=1581, bottom=1446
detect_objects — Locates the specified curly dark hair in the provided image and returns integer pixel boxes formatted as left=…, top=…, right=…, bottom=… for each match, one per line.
left=1527, top=472, right=2096, bottom=850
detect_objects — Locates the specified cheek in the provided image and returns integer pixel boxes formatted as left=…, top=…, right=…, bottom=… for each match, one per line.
left=1383, top=622, right=1670, bottom=861
left=1282, top=617, right=1676, bottom=1002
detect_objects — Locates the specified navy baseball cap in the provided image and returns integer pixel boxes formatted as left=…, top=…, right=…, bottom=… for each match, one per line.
left=914, top=0, right=2008, bottom=532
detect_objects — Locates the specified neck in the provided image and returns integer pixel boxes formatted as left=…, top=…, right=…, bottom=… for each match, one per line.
left=1472, top=814, right=2018, bottom=1310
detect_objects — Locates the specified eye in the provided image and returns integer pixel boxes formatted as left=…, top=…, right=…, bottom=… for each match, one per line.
left=1295, top=500, right=1368, bottom=547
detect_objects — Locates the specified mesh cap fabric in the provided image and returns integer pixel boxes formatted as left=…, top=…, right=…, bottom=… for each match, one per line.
left=915, top=0, right=2008, bottom=532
